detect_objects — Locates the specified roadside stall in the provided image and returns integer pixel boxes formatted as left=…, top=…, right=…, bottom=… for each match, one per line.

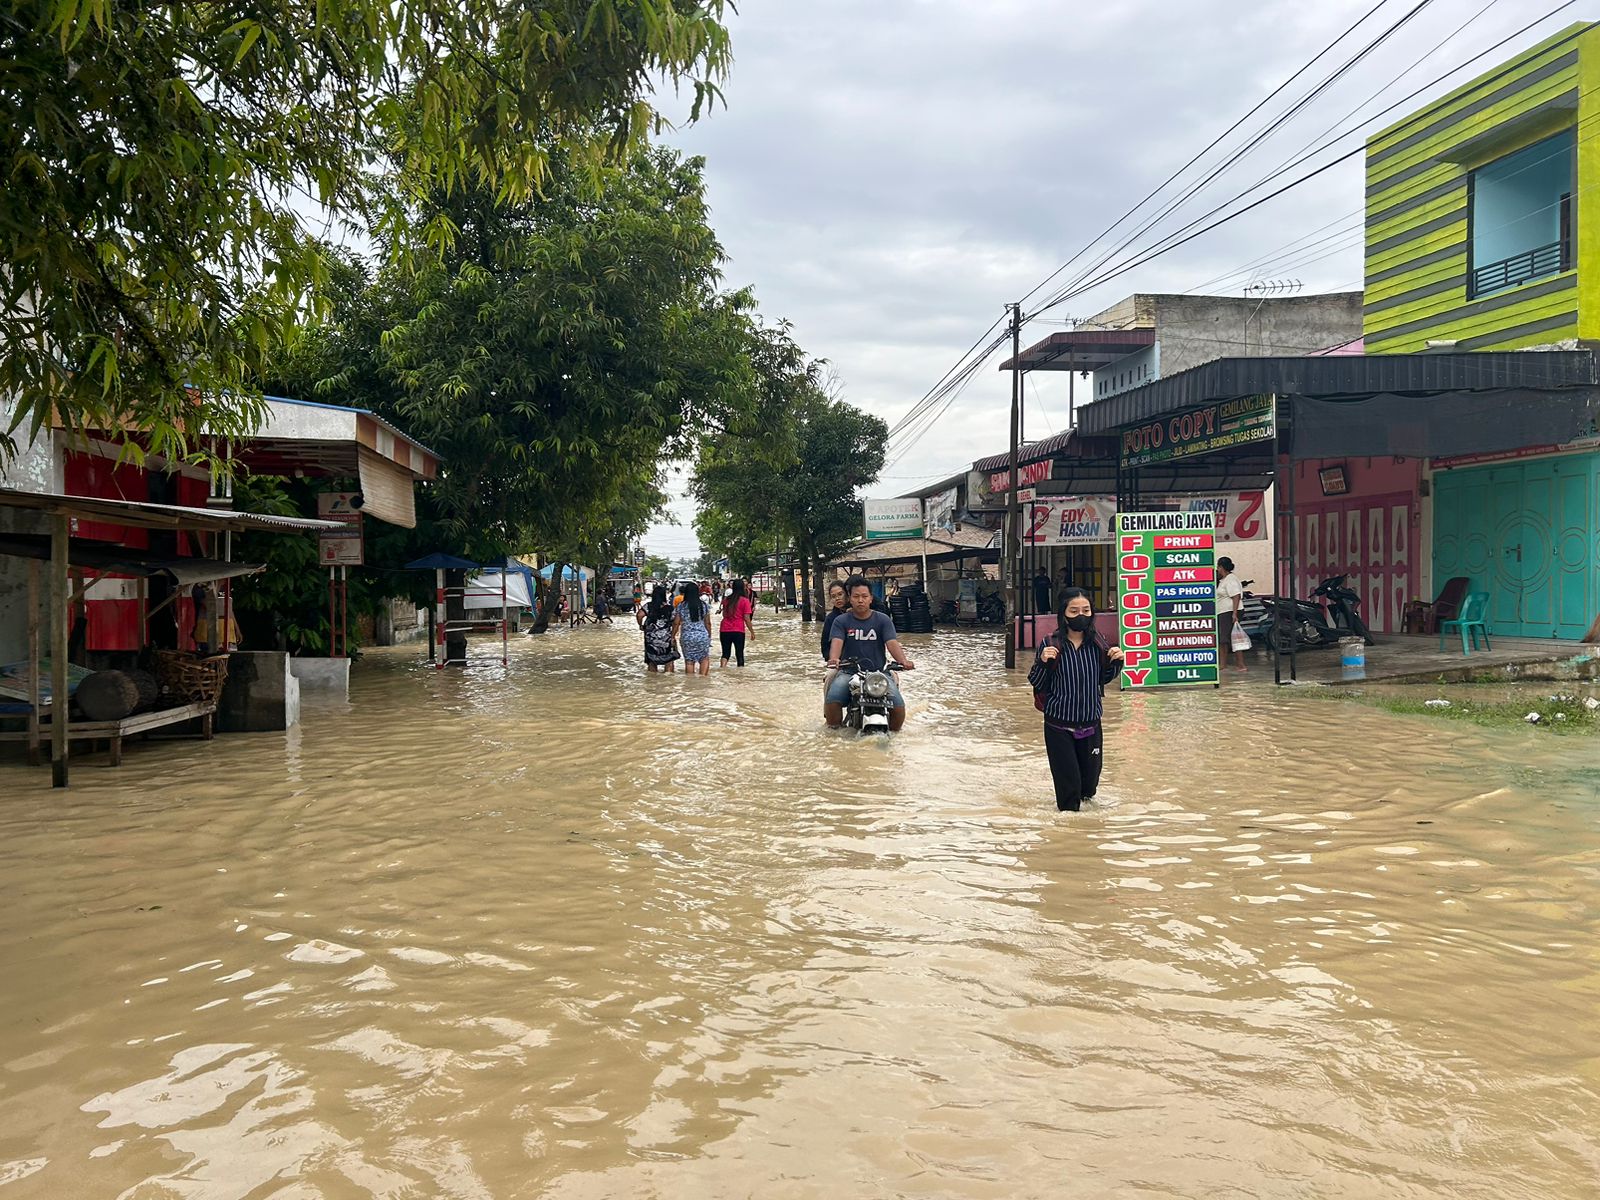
left=0, top=487, right=339, bottom=785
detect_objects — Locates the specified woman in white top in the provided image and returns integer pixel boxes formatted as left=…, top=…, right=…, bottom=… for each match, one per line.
left=1216, top=556, right=1246, bottom=673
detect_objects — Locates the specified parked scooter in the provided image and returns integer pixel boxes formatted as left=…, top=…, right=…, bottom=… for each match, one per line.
left=839, top=659, right=905, bottom=735
left=1312, top=573, right=1376, bottom=644
left=1258, top=574, right=1374, bottom=652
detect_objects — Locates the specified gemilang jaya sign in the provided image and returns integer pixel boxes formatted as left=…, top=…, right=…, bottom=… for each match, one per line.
left=1119, top=394, right=1275, bottom=468
left=1116, top=511, right=1218, bottom=690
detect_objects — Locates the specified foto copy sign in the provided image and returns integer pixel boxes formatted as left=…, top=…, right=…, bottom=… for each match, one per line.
left=1116, top=511, right=1218, bottom=690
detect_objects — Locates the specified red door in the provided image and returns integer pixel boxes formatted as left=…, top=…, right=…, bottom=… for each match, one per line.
left=1292, top=492, right=1417, bottom=634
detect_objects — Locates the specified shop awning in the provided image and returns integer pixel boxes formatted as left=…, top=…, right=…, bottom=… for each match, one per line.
left=972, top=430, right=1118, bottom=473
left=999, top=328, right=1155, bottom=373
left=0, top=487, right=342, bottom=534
left=1075, top=350, right=1600, bottom=438
left=234, top=397, right=441, bottom=528
left=0, top=534, right=263, bottom=584
left=832, top=527, right=1000, bottom=568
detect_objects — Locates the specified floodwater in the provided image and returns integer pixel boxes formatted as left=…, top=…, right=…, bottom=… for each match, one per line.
left=2, top=613, right=1598, bottom=1199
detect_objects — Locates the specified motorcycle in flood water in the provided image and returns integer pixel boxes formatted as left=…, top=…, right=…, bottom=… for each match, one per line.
left=840, top=660, right=906, bottom=735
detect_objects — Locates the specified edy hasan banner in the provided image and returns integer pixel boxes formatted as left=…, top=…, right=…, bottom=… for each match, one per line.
left=1023, top=491, right=1266, bottom=546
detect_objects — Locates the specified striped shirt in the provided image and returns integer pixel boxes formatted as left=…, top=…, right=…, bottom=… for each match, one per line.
left=1027, top=632, right=1117, bottom=727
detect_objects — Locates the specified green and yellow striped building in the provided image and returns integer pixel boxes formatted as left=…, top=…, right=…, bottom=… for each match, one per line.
left=1364, top=22, right=1598, bottom=352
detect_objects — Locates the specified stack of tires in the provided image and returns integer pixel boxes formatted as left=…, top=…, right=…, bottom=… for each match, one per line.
left=894, top=584, right=934, bottom=634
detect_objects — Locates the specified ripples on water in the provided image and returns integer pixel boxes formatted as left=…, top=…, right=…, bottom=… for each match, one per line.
left=1, top=614, right=1597, bottom=1198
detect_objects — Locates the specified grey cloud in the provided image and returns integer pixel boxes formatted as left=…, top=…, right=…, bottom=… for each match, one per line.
left=645, top=0, right=1568, bottom=553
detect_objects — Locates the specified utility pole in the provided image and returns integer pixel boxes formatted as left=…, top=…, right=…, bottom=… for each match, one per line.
left=1004, top=302, right=1021, bottom=670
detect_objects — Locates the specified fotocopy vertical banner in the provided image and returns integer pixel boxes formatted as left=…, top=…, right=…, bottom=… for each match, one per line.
left=1116, top=511, right=1218, bottom=690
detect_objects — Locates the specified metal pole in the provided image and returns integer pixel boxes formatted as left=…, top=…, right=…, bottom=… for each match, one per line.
left=1068, top=349, right=1076, bottom=429
left=27, top=559, right=40, bottom=765
left=1005, top=302, right=1021, bottom=670
left=1285, top=397, right=1298, bottom=683
left=1273, top=439, right=1284, bottom=688
left=50, top=514, right=69, bottom=788
left=501, top=570, right=508, bottom=666
left=434, top=568, right=445, bottom=668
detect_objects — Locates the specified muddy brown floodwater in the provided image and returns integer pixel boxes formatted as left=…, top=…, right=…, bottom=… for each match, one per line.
left=2, top=613, right=1598, bottom=1198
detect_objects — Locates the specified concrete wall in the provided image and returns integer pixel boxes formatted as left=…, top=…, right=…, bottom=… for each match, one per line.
left=219, top=651, right=301, bottom=732
left=1089, top=345, right=1159, bottom=402
left=1153, top=293, right=1365, bottom=376
left=1082, top=292, right=1362, bottom=404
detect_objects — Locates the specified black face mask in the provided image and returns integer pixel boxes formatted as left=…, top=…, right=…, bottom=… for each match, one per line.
left=1065, top=614, right=1094, bottom=632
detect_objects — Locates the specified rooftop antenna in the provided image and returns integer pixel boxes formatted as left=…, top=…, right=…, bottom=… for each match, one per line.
left=1242, top=280, right=1303, bottom=354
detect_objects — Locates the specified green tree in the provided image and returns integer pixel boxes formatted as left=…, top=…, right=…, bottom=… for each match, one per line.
left=693, top=374, right=887, bottom=619
left=270, top=149, right=766, bottom=631
left=1, top=0, right=730, bottom=463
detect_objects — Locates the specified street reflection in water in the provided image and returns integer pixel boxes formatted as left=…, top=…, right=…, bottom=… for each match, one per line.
left=1, top=613, right=1598, bottom=1198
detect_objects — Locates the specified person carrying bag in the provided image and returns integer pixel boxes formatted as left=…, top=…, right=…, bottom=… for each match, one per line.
left=1028, top=588, right=1123, bottom=812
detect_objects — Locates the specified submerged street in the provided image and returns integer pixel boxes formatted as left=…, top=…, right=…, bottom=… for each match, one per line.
left=1, top=614, right=1598, bottom=1197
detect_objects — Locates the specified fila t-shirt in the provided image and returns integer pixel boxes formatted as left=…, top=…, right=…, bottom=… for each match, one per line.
left=831, top=610, right=898, bottom=672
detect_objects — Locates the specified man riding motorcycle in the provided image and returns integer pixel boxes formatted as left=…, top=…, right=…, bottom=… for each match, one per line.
left=825, top=576, right=915, bottom=731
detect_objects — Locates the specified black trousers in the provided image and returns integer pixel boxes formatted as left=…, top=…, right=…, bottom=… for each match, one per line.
left=720, top=630, right=746, bottom=665
left=1043, top=722, right=1103, bottom=811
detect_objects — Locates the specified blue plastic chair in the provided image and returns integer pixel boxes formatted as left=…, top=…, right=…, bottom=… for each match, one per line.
left=1439, top=591, right=1491, bottom=654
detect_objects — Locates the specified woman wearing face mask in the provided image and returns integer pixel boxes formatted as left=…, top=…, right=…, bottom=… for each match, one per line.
left=1029, top=588, right=1123, bottom=812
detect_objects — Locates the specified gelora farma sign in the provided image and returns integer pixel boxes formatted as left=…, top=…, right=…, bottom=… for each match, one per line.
left=863, top=497, right=924, bottom=540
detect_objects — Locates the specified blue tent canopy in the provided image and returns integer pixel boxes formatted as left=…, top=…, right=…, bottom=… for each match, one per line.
left=404, top=552, right=480, bottom=571
left=536, top=564, right=593, bottom=582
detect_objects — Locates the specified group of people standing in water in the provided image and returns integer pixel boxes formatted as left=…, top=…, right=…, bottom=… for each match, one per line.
left=636, top=580, right=756, bottom=675
left=633, top=572, right=1123, bottom=814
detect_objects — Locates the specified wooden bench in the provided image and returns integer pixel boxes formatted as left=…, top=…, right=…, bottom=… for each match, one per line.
left=0, top=701, right=215, bottom=766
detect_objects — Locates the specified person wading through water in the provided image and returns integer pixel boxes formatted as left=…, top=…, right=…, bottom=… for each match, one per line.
left=1029, top=588, right=1123, bottom=812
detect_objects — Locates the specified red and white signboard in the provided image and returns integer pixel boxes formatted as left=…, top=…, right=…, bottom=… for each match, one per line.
left=317, top=492, right=364, bottom=566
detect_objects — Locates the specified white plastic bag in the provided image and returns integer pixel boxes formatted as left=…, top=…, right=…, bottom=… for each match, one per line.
left=1230, top=624, right=1252, bottom=652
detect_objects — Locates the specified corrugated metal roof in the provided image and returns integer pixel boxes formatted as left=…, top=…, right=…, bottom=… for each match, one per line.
left=1075, top=350, right=1599, bottom=434
left=264, top=394, right=442, bottom=462
left=999, top=328, right=1155, bottom=372
left=833, top=526, right=1000, bottom=566
left=0, top=488, right=343, bottom=533
left=0, top=534, right=264, bottom=584
left=971, top=430, right=1119, bottom=473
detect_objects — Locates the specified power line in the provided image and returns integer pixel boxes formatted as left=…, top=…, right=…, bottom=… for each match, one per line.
left=886, top=311, right=1008, bottom=437
left=1030, top=3, right=1585, bottom=315
left=1034, top=0, right=1443, bottom=316
left=1016, top=0, right=1396, bottom=310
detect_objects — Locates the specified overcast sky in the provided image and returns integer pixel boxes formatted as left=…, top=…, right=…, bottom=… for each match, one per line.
left=642, top=0, right=1586, bottom=560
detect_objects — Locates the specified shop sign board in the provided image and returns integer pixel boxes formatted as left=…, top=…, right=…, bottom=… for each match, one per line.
left=1160, top=491, right=1268, bottom=542
left=925, top=486, right=958, bottom=533
left=317, top=492, right=364, bottom=567
left=1023, top=496, right=1117, bottom=546
left=967, top=460, right=1052, bottom=510
left=863, top=497, right=924, bottom=540
left=1120, top=394, right=1275, bottom=468
left=957, top=578, right=978, bottom=619
left=1017, top=493, right=1262, bottom=546
left=1116, top=511, right=1218, bottom=690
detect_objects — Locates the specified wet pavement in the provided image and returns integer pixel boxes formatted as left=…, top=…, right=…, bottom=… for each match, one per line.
left=1, top=612, right=1598, bottom=1197
left=1232, top=632, right=1598, bottom=686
